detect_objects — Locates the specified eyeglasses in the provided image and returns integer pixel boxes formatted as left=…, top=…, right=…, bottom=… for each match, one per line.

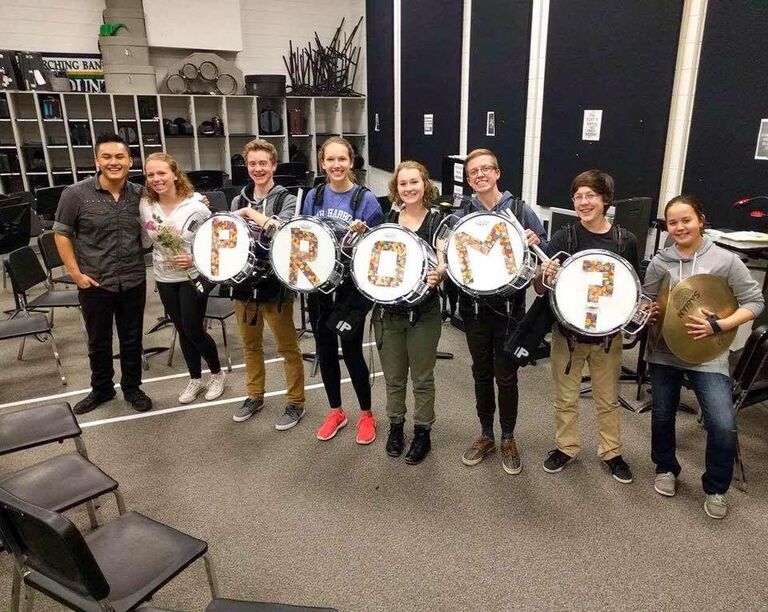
left=467, top=164, right=497, bottom=178
left=572, top=192, right=601, bottom=204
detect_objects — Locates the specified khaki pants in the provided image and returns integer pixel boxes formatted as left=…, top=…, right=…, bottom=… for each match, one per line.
left=234, top=300, right=305, bottom=405
left=550, top=327, right=623, bottom=459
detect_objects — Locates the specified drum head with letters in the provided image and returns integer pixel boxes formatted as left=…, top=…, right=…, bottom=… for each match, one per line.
left=352, top=224, right=427, bottom=304
left=445, top=212, right=527, bottom=295
left=192, top=214, right=252, bottom=282
left=270, top=217, right=340, bottom=292
left=552, top=249, right=639, bottom=336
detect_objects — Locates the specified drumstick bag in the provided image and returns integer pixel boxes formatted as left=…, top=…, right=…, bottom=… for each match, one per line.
left=325, top=284, right=373, bottom=340
left=503, top=294, right=555, bottom=367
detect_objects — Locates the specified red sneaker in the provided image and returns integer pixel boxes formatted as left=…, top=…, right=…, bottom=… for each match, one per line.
left=317, top=408, right=348, bottom=441
left=356, top=411, right=376, bottom=445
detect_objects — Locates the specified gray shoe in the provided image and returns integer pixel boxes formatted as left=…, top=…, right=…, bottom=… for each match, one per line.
left=275, top=404, right=305, bottom=431
left=500, top=437, right=522, bottom=475
left=233, top=397, right=264, bottom=422
left=704, top=493, right=728, bottom=519
left=654, top=472, right=677, bottom=497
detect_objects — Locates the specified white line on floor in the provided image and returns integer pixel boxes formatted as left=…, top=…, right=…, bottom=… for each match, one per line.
left=79, top=372, right=384, bottom=429
left=0, top=341, right=377, bottom=410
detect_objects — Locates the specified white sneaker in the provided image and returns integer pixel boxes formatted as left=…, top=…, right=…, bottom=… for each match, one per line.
left=205, top=371, right=227, bottom=401
left=179, top=379, right=206, bottom=404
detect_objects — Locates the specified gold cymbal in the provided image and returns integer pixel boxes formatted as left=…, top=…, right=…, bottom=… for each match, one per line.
left=662, top=274, right=738, bottom=364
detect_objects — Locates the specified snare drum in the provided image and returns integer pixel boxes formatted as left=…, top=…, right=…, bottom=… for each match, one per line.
left=350, top=223, right=437, bottom=307
left=191, top=213, right=270, bottom=284
left=443, top=211, right=535, bottom=298
left=548, top=249, right=650, bottom=337
left=269, top=216, right=345, bottom=294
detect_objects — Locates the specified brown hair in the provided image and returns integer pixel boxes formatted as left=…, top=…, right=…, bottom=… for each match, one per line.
left=664, top=194, right=706, bottom=234
left=464, top=148, right=499, bottom=170
left=144, top=152, right=194, bottom=202
left=570, top=169, right=614, bottom=212
left=243, top=138, right=278, bottom=164
left=388, top=160, right=438, bottom=209
left=319, top=136, right=356, bottom=183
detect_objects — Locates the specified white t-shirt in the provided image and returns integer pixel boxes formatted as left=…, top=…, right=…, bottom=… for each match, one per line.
left=139, top=193, right=210, bottom=283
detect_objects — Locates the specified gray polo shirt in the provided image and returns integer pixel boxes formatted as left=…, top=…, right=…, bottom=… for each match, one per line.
left=53, top=175, right=146, bottom=292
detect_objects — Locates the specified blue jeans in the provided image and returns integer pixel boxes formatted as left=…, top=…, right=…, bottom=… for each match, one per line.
left=649, top=363, right=736, bottom=494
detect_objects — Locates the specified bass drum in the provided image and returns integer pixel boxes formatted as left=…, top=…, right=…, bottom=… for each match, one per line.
left=191, top=213, right=270, bottom=284
left=443, top=211, right=535, bottom=299
left=549, top=249, right=650, bottom=337
left=350, top=223, right=437, bottom=307
left=269, top=215, right=345, bottom=294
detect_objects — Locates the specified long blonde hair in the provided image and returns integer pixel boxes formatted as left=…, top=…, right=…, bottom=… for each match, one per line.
left=388, top=160, right=438, bottom=209
left=144, top=152, right=194, bottom=202
left=319, top=136, right=356, bottom=184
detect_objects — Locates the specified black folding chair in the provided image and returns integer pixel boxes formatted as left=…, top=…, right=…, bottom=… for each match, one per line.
left=0, top=401, right=126, bottom=610
left=188, top=170, right=225, bottom=191
left=273, top=174, right=299, bottom=188
left=201, top=190, right=229, bottom=213
left=0, top=487, right=218, bottom=612
left=0, top=313, right=67, bottom=385
left=37, top=230, right=75, bottom=287
left=731, top=324, right=768, bottom=491
left=34, top=185, right=66, bottom=228
left=0, top=199, right=31, bottom=289
left=5, top=246, right=82, bottom=329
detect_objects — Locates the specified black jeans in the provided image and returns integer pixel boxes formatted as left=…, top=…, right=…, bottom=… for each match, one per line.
left=462, top=304, right=521, bottom=436
left=308, top=289, right=371, bottom=411
left=157, top=280, right=221, bottom=379
left=78, top=281, right=146, bottom=397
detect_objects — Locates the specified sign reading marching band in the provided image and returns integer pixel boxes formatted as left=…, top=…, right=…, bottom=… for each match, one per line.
left=41, top=52, right=105, bottom=93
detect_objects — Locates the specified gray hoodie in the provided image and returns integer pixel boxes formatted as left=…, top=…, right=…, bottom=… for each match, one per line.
left=230, top=182, right=296, bottom=223
left=643, top=237, right=764, bottom=374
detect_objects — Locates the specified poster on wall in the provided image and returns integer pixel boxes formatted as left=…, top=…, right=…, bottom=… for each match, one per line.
left=582, top=109, right=603, bottom=141
left=41, top=52, right=105, bottom=93
left=755, top=119, right=768, bottom=161
left=424, top=113, right=434, bottom=136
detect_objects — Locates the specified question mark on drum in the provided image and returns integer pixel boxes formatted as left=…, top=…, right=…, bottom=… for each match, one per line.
left=211, top=218, right=238, bottom=276
left=582, top=259, right=615, bottom=330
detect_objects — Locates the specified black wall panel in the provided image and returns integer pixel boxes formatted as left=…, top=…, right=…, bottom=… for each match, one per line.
left=683, top=3, right=768, bottom=232
left=467, top=0, right=532, bottom=196
left=366, top=0, right=395, bottom=170
left=401, top=0, right=463, bottom=177
left=537, top=1, right=682, bottom=211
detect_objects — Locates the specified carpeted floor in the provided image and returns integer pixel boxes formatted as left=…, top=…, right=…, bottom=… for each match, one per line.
left=1, top=276, right=767, bottom=612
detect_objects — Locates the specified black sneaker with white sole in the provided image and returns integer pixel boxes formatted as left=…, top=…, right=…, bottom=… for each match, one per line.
left=604, top=455, right=633, bottom=484
left=543, top=449, right=573, bottom=473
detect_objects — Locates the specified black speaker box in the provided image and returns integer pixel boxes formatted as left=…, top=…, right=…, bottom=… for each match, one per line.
left=14, top=51, right=51, bottom=90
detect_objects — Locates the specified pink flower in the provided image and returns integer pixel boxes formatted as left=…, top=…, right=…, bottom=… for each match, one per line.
left=144, top=220, right=157, bottom=231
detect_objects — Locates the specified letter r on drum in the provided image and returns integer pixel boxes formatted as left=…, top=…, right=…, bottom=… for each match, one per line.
left=289, top=227, right=320, bottom=286
left=211, top=218, right=238, bottom=276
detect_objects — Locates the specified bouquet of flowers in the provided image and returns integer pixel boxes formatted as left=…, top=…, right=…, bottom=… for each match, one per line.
left=143, top=214, right=208, bottom=291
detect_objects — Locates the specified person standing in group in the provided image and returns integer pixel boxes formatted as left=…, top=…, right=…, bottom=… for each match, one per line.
left=139, top=152, right=226, bottom=404
left=535, top=169, right=638, bottom=484
left=54, top=132, right=152, bottom=414
left=229, top=139, right=306, bottom=430
left=374, top=161, right=445, bottom=464
left=458, top=148, right=547, bottom=475
left=644, top=194, right=763, bottom=519
left=302, top=136, right=383, bottom=444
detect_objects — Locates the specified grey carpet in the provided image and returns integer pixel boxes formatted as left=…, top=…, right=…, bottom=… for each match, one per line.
left=1, top=278, right=767, bottom=612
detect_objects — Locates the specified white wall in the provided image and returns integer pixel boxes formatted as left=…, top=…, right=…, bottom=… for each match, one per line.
left=0, top=0, right=367, bottom=93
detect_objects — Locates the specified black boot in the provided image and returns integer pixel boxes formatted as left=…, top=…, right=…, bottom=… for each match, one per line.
left=386, top=421, right=405, bottom=457
left=405, top=427, right=431, bottom=465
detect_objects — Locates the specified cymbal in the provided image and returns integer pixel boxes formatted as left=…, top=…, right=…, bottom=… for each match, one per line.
left=662, top=274, right=738, bottom=364
left=649, top=272, right=670, bottom=351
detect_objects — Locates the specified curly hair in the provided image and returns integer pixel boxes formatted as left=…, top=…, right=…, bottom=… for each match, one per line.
left=388, top=160, right=438, bottom=209
left=143, top=152, right=194, bottom=202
